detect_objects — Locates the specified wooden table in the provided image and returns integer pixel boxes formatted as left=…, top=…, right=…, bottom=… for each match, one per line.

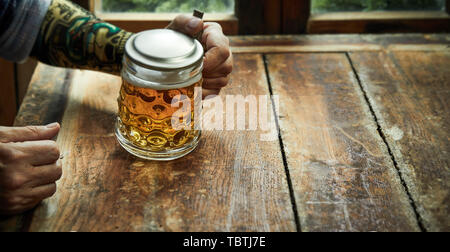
left=1, top=34, right=449, bottom=232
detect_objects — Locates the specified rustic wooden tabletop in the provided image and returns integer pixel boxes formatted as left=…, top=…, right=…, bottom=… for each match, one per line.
left=0, top=34, right=448, bottom=232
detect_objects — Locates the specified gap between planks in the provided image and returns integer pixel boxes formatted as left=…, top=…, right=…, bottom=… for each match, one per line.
left=262, top=54, right=302, bottom=232
left=345, top=52, right=427, bottom=232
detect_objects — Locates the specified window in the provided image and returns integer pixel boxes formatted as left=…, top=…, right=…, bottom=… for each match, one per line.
left=308, top=0, right=449, bottom=33
left=100, top=0, right=235, bottom=13
left=80, top=0, right=448, bottom=35
left=90, top=0, right=238, bottom=35
left=311, top=0, right=446, bottom=13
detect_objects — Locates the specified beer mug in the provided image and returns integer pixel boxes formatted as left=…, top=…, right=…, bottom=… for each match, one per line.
left=115, top=29, right=203, bottom=160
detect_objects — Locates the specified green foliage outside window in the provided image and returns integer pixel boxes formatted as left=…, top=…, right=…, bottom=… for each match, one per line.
left=311, top=0, right=445, bottom=13
left=101, top=0, right=444, bottom=14
left=102, top=0, right=234, bottom=13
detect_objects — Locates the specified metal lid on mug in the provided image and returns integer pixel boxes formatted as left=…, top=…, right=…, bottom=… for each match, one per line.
left=125, top=29, right=204, bottom=71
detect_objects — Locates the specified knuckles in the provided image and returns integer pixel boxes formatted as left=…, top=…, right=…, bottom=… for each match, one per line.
left=8, top=150, right=26, bottom=163
left=3, top=195, right=22, bottom=207
left=0, top=143, right=25, bottom=164
left=0, top=172, right=27, bottom=191
left=0, top=137, right=61, bottom=215
left=54, top=163, right=63, bottom=181
left=40, top=183, right=57, bottom=199
left=223, top=62, right=233, bottom=76
left=0, top=127, right=9, bottom=143
left=48, top=183, right=57, bottom=196
left=205, top=22, right=223, bottom=33
left=218, top=47, right=231, bottom=61
left=0, top=194, right=34, bottom=215
left=221, top=76, right=232, bottom=87
left=0, top=143, right=13, bottom=161
left=45, top=140, right=60, bottom=161
left=24, top=126, right=42, bottom=139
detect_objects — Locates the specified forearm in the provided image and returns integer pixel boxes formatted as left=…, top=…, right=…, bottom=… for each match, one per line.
left=31, top=0, right=133, bottom=75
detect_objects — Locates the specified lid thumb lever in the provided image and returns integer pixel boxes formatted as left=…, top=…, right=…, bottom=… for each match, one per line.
left=193, top=9, right=204, bottom=45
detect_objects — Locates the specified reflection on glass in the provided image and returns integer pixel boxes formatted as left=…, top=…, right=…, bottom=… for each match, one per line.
left=102, top=0, right=235, bottom=13
left=311, top=0, right=445, bottom=13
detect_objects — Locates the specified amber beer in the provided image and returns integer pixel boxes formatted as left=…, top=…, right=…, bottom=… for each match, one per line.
left=117, top=79, right=201, bottom=151
left=115, top=28, right=204, bottom=160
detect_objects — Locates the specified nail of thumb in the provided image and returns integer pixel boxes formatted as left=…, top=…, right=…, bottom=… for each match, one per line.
left=46, top=122, right=59, bottom=128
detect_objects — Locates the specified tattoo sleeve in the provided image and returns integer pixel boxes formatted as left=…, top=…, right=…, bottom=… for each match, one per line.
left=31, top=0, right=133, bottom=75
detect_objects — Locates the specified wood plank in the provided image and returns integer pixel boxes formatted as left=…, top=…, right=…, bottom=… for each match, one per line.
left=23, top=54, right=296, bottom=231
left=230, top=34, right=373, bottom=49
left=386, top=44, right=450, bottom=52
left=230, top=34, right=379, bottom=54
left=229, top=34, right=450, bottom=53
left=231, top=44, right=382, bottom=54
left=349, top=51, right=450, bottom=231
left=0, top=63, right=71, bottom=231
left=229, top=34, right=450, bottom=47
left=14, top=64, right=71, bottom=127
left=0, top=59, right=16, bottom=126
left=265, top=53, right=420, bottom=231
left=308, top=11, right=450, bottom=34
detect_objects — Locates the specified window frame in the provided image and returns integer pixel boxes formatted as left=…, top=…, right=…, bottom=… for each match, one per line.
left=88, top=0, right=238, bottom=35
left=306, top=0, right=450, bottom=34
left=79, top=0, right=449, bottom=34
left=307, top=11, right=450, bottom=34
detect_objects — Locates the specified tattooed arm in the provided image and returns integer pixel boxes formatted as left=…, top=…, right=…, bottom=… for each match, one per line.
left=31, top=0, right=133, bottom=75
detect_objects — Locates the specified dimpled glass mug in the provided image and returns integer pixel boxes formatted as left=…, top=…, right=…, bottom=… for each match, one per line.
left=115, top=29, right=204, bottom=161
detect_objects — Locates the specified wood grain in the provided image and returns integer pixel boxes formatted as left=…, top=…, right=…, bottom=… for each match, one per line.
left=3, top=35, right=448, bottom=232
left=0, top=63, right=71, bottom=231
left=229, top=34, right=450, bottom=47
left=265, top=53, right=420, bottom=231
left=23, top=54, right=296, bottom=231
left=13, top=64, right=71, bottom=127
left=229, top=34, right=450, bottom=54
left=349, top=51, right=450, bottom=231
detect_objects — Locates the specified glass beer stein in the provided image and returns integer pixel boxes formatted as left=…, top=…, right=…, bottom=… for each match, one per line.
left=115, top=29, right=203, bottom=161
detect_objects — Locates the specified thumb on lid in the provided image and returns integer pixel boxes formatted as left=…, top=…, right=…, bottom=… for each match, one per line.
left=166, top=14, right=203, bottom=37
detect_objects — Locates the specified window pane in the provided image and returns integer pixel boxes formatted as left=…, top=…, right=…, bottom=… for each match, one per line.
left=101, top=0, right=235, bottom=13
left=311, top=0, right=445, bottom=13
